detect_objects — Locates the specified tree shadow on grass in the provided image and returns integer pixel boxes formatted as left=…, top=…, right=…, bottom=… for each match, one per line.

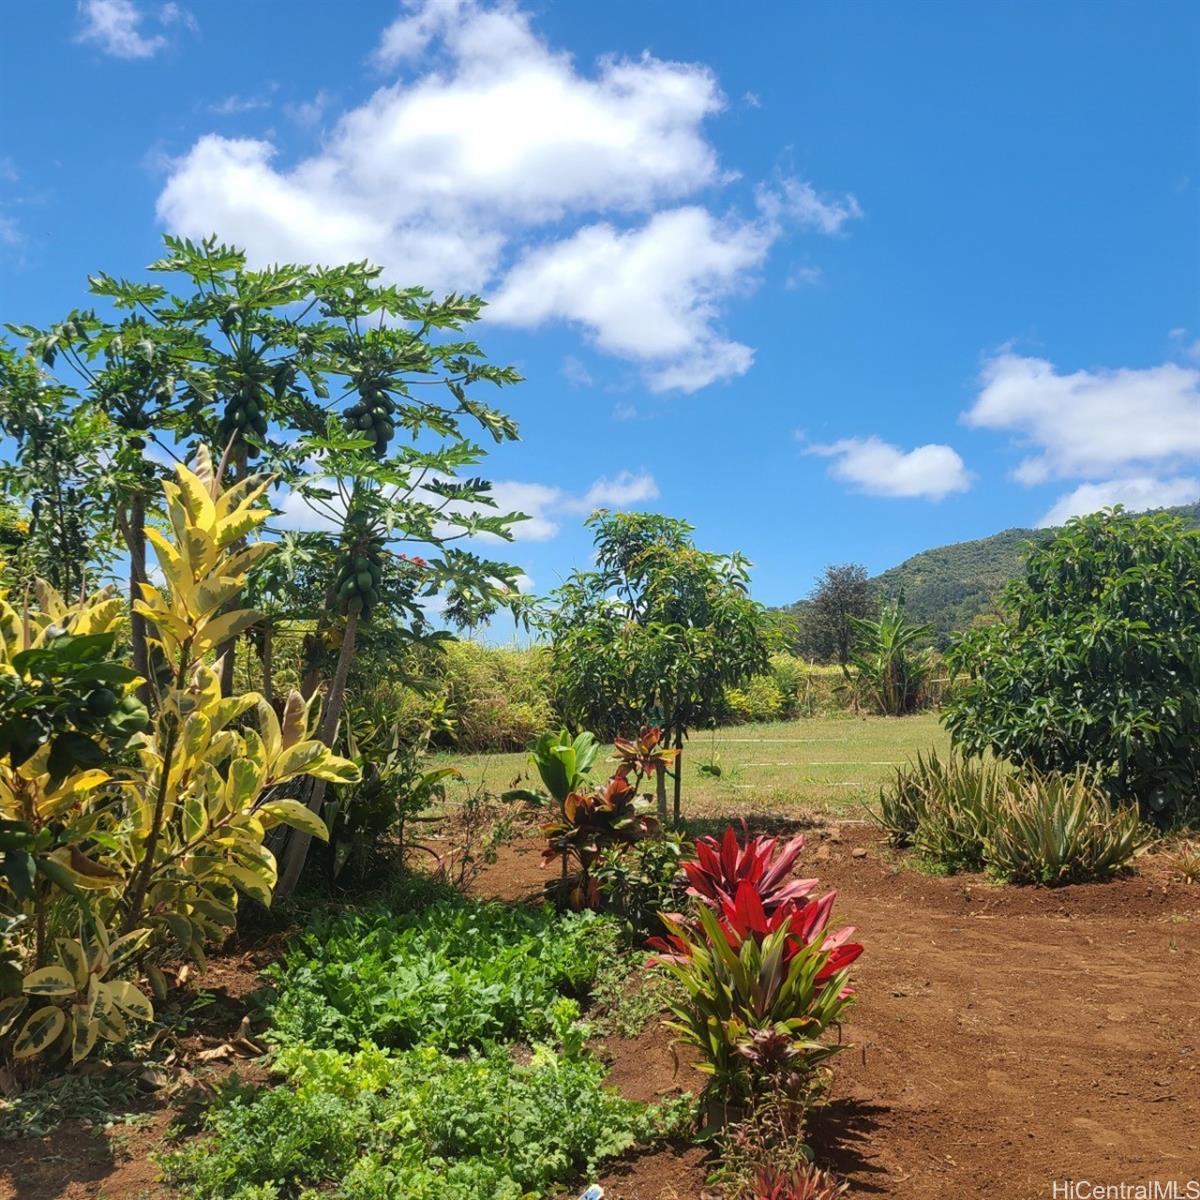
left=679, top=812, right=826, bottom=842
left=808, top=1096, right=891, bottom=1193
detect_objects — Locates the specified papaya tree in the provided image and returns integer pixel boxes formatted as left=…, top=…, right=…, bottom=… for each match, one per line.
left=271, top=268, right=532, bottom=894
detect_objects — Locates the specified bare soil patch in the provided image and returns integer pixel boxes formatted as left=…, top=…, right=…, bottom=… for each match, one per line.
left=0, top=930, right=279, bottom=1200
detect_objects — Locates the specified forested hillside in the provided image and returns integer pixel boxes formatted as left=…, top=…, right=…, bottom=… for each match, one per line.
left=784, top=501, right=1200, bottom=650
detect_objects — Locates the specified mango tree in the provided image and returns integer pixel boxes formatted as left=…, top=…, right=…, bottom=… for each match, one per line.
left=547, top=512, right=772, bottom=821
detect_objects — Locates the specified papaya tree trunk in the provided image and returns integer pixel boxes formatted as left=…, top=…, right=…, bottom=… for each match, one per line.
left=217, top=455, right=247, bottom=697
left=276, top=607, right=358, bottom=897
left=123, top=493, right=153, bottom=709
left=260, top=620, right=274, bottom=706
left=655, top=763, right=667, bottom=825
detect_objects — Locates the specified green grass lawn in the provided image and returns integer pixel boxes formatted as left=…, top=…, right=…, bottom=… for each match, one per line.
left=433, top=712, right=949, bottom=821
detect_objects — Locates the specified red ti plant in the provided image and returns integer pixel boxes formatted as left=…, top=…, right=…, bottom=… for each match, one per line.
left=753, top=1165, right=845, bottom=1200
left=613, top=726, right=679, bottom=788
left=649, top=825, right=862, bottom=1122
left=540, top=772, right=657, bottom=909
left=683, top=824, right=819, bottom=916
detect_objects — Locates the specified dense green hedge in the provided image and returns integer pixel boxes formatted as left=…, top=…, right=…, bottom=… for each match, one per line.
left=382, top=645, right=856, bottom=751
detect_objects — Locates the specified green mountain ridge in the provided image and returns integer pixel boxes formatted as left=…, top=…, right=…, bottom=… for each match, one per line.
left=788, top=501, right=1200, bottom=649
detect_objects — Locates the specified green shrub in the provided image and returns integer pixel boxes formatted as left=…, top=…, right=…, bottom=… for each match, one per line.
left=724, top=675, right=786, bottom=724
left=944, top=508, right=1200, bottom=822
left=380, top=641, right=556, bottom=752
left=440, top=641, right=556, bottom=751
left=876, top=751, right=1149, bottom=883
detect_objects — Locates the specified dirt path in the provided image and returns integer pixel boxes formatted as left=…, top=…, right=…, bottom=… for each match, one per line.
left=478, top=827, right=1200, bottom=1200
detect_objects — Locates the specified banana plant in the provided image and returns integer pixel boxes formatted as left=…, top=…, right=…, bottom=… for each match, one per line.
left=503, top=728, right=600, bottom=808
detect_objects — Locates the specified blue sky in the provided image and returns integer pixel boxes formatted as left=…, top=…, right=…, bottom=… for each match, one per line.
left=2, top=0, right=1198, bottom=613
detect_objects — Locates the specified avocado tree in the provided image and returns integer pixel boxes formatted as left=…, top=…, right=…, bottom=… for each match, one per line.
left=944, top=507, right=1200, bottom=822
left=546, top=512, right=771, bottom=821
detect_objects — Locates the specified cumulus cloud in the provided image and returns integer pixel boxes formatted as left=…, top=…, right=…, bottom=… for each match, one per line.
left=807, top=436, right=971, bottom=501
left=963, top=350, right=1200, bottom=527
left=156, top=0, right=859, bottom=391
left=492, top=470, right=660, bottom=537
left=490, top=208, right=766, bottom=391
left=964, top=352, right=1200, bottom=484
left=563, top=470, right=659, bottom=513
left=76, top=0, right=186, bottom=59
left=1037, top=476, right=1200, bottom=527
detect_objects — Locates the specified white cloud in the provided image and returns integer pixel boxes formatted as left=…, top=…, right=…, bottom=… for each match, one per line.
left=562, top=356, right=594, bottom=387
left=1038, top=476, right=1200, bottom=527
left=490, top=207, right=766, bottom=391
left=208, top=93, right=272, bottom=116
left=492, top=470, right=660, bottom=538
left=76, top=0, right=171, bottom=58
left=755, top=178, right=862, bottom=236
left=156, top=0, right=859, bottom=392
left=486, top=481, right=564, bottom=541
left=785, top=264, right=823, bottom=289
left=964, top=352, right=1200, bottom=484
left=564, top=470, right=659, bottom=513
left=285, top=90, right=332, bottom=127
left=807, top=436, right=971, bottom=501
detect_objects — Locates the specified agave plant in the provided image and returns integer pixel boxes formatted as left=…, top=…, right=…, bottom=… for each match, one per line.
left=682, top=825, right=818, bottom=916
left=986, top=768, right=1149, bottom=885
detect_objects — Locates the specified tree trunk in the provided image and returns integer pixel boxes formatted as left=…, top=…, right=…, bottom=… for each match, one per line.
left=126, top=494, right=152, bottom=709
left=216, top=456, right=247, bottom=696
left=655, top=763, right=667, bottom=825
left=275, top=607, right=358, bottom=897
left=672, top=725, right=684, bottom=824
left=260, top=621, right=274, bottom=706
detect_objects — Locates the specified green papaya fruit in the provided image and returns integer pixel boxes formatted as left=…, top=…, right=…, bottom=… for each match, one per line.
left=86, top=688, right=118, bottom=718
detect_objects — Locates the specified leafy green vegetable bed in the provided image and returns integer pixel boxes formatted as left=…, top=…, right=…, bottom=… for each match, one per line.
left=162, top=880, right=689, bottom=1200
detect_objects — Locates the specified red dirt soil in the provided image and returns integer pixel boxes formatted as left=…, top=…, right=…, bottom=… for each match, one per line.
left=2, top=824, right=1197, bottom=1200
left=479, top=825, right=1200, bottom=1200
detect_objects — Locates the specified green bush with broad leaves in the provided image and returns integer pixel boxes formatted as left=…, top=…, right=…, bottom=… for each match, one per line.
left=944, top=508, right=1200, bottom=823
left=0, top=453, right=357, bottom=1065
